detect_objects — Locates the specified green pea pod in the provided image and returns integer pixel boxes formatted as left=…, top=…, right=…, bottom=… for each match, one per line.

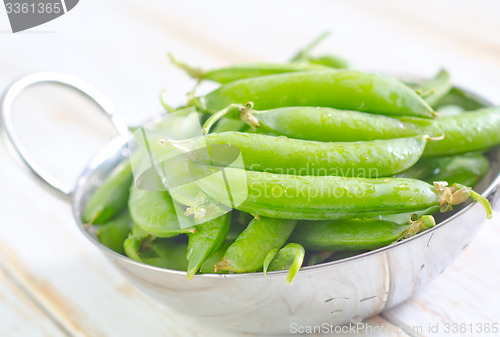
left=194, top=71, right=435, bottom=118
left=410, top=69, right=452, bottom=108
left=125, top=224, right=232, bottom=273
left=169, top=185, right=231, bottom=228
left=191, top=163, right=436, bottom=220
left=378, top=206, right=439, bottom=224
left=96, top=211, right=132, bottom=255
left=397, top=153, right=490, bottom=187
left=263, top=243, right=305, bottom=285
left=306, top=251, right=336, bottom=267
left=215, top=217, right=298, bottom=273
left=124, top=224, right=189, bottom=270
left=186, top=213, right=231, bottom=279
left=147, top=239, right=189, bottom=270
left=307, top=250, right=369, bottom=266
left=306, top=251, right=369, bottom=266
left=309, top=55, right=350, bottom=69
left=289, top=31, right=349, bottom=68
left=124, top=224, right=151, bottom=263
left=225, top=211, right=251, bottom=241
left=148, top=240, right=234, bottom=273
left=290, top=31, right=330, bottom=63
left=191, top=163, right=491, bottom=220
left=167, top=132, right=427, bottom=177
left=434, top=87, right=487, bottom=111
left=263, top=249, right=279, bottom=271
left=429, top=154, right=490, bottom=187
left=395, top=159, right=436, bottom=180
left=82, top=160, right=133, bottom=224
left=128, top=184, right=196, bottom=237
left=211, top=118, right=250, bottom=133
left=198, top=242, right=231, bottom=274
left=169, top=181, right=202, bottom=207
left=292, top=216, right=435, bottom=251
left=324, top=251, right=369, bottom=263
left=422, top=107, right=500, bottom=156
left=169, top=53, right=331, bottom=84
left=203, top=105, right=423, bottom=142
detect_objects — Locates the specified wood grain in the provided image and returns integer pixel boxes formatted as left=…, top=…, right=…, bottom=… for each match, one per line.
left=0, top=264, right=67, bottom=337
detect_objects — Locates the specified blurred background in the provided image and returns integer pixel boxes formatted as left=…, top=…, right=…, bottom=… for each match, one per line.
left=2, top=0, right=500, bottom=124
left=0, top=1, right=499, bottom=336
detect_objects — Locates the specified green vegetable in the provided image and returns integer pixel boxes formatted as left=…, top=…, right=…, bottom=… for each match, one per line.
left=191, top=163, right=461, bottom=220
left=167, top=132, right=427, bottom=177
left=128, top=183, right=196, bottom=237
left=81, top=35, right=496, bottom=282
left=186, top=213, right=230, bottom=279
left=292, top=215, right=436, bottom=251
left=422, top=107, right=500, bottom=156
left=216, top=217, right=298, bottom=273
left=96, top=211, right=132, bottom=255
left=203, top=104, right=423, bottom=141
left=169, top=53, right=331, bottom=84
left=411, top=69, right=452, bottom=107
left=82, top=160, right=133, bottom=224
left=193, top=71, right=435, bottom=118
left=397, top=153, right=490, bottom=187
left=263, top=243, right=305, bottom=284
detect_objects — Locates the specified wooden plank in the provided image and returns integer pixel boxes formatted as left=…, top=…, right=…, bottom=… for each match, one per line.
left=0, top=264, right=67, bottom=337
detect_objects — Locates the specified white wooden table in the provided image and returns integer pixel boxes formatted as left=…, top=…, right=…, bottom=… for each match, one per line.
left=0, top=1, right=499, bottom=336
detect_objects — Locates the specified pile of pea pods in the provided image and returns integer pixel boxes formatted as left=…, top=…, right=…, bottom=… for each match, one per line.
left=83, top=33, right=496, bottom=284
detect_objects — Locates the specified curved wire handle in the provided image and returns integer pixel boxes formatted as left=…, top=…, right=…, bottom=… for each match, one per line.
left=0, top=72, right=129, bottom=200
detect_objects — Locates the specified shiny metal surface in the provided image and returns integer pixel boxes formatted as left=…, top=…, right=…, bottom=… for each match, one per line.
left=0, top=72, right=129, bottom=200
left=3, top=72, right=500, bottom=333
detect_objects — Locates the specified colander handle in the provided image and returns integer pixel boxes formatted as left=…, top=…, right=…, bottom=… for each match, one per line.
left=0, top=72, right=129, bottom=200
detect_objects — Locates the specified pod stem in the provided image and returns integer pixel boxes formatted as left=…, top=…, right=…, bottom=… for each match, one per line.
left=159, top=89, right=174, bottom=112
left=284, top=244, right=305, bottom=285
left=214, top=258, right=230, bottom=273
left=186, top=78, right=202, bottom=105
left=455, top=183, right=493, bottom=219
left=262, top=244, right=305, bottom=285
left=168, top=53, right=206, bottom=80
left=239, top=102, right=259, bottom=130
left=399, top=215, right=436, bottom=240
left=433, top=181, right=493, bottom=218
left=415, top=88, right=436, bottom=98
left=184, top=192, right=224, bottom=220
left=426, top=132, right=445, bottom=141
left=262, top=249, right=279, bottom=276
left=290, top=31, right=330, bottom=62
left=202, top=102, right=254, bottom=134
